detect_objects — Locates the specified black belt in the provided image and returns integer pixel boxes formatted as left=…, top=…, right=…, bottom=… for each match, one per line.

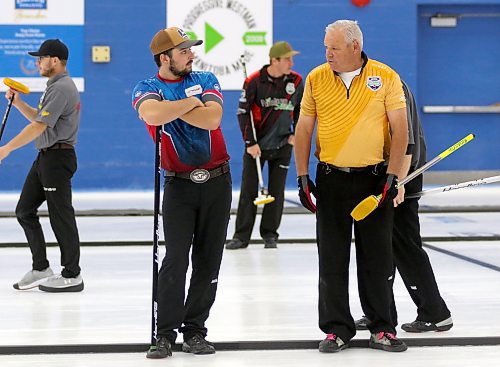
left=165, top=163, right=230, bottom=183
left=319, top=161, right=384, bottom=174
left=39, top=143, right=74, bottom=152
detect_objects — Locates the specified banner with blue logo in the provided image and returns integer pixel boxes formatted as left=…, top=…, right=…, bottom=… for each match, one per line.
left=15, top=0, right=47, bottom=9
left=0, top=0, right=84, bottom=92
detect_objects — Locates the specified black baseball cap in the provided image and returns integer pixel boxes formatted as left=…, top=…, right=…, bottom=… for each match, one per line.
left=28, top=39, right=69, bottom=60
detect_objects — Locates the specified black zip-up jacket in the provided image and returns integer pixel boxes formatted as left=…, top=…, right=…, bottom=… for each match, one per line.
left=402, top=80, right=427, bottom=169
left=237, top=65, right=304, bottom=150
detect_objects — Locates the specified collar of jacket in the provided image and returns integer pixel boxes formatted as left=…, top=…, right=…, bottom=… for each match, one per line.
left=259, top=64, right=294, bottom=84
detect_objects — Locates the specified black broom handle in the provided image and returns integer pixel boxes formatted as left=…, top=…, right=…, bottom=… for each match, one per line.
left=0, top=95, right=14, bottom=142
left=150, top=125, right=161, bottom=346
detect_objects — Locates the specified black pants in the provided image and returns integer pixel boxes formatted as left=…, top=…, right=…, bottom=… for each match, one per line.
left=390, top=173, right=451, bottom=324
left=233, top=144, right=292, bottom=242
left=15, top=149, right=80, bottom=278
left=316, top=163, right=396, bottom=342
left=158, top=172, right=232, bottom=343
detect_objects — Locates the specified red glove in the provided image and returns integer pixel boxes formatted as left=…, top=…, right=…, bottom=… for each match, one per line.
left=298, top=175, right=317, bottom=213
left=379, top=174, right=399, bottom=206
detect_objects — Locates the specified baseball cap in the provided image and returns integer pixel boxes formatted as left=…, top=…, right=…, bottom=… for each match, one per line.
left=28, top=39, right=69, bottom=60
left=269, top=41, right=299, bottom=59
left=150, top=27, right=203, bottom=55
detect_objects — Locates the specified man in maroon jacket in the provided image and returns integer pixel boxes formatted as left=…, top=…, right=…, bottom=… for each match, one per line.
left=227, top=41, right=304, bottom=250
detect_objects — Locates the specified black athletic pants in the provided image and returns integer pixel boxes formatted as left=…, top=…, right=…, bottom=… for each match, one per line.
left=157, top=172, right=232, bottom=343
left=316, top=163, right=396, bottom=342
left=233, top=144, right=292, bottom=243
left=15, top=149, right=81, bottom=278
left=390, top=172, right=451, bottom=324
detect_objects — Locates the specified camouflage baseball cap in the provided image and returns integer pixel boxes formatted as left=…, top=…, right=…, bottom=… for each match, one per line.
left=269, top=41, right=299, bottom=59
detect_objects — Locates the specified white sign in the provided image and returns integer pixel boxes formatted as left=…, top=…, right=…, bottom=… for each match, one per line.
left=0, top=0, right=84, bottom=25
left=0, top=0, right=85, bottom=92
left=167, top=0, right=273, bottom=90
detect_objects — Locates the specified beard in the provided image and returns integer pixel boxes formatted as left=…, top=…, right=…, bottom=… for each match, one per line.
left=40, top=65, right=55, bottom=78
left=169, top=59, right=192, bottom=77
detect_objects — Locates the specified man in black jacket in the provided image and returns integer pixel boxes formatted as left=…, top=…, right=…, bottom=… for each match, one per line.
left=227, top=41, right=304, bottom=249
left=355, top=81, right=453, bottom=333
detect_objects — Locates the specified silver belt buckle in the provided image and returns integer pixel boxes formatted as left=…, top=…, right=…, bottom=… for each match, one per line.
left=190, top=169, right=210, bottom=183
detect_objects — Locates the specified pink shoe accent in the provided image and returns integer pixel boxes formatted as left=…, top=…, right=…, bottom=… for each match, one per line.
left=378, top=332, right=397, bottom=340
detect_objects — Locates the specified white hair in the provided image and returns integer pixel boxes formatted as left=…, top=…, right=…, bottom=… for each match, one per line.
left=325, top=20, right=363, bottom=50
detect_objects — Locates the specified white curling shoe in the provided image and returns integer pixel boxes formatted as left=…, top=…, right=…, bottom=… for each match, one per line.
left=13, top=267, right=54, bottom=290
left=38, top=273, right=84, bottom=293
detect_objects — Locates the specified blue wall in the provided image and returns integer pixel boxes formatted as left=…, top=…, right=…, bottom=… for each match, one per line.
left=418, top=3, right=500, bottom=169
left=0, top=0, right=498, bottom=191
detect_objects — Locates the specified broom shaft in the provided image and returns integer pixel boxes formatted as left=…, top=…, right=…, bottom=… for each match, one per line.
left=406, top=175, right=500, bottom=199
left=399, top=133, right=475, bottom=187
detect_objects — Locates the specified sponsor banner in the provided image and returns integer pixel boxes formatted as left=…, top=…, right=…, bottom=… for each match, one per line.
left=167, top=0, right=273, bottom=90
left=1, top=0, right=84, bottom=25
left=15, top=0, right=47, bottom=10
left=0, top=1, right=84, bottom=92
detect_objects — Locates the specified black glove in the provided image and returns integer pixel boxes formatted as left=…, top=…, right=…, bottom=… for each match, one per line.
left=297, top=175, right=317, bottom=213
left=379, top=174, right=399, bottom=206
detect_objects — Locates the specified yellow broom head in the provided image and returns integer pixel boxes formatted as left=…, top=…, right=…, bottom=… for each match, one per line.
left=3, top=78, right=30, bottom=94
left=351, top=195, right=380, bottom=221
left=253, top=195, right=275, bottom=206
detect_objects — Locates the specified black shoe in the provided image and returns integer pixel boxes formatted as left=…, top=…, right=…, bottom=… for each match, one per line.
left=369, top=332, right=408, bottom=352
left=263, top=237, right=277, bottom=249
left=318, top=334, right=348, bottom=353
left=146, top=336, right=172, bottom=359
left=401, top=317, right=453, bottom=333
left=182, top=334, right=215, bottom=355
left=355, top=315, right=371, bottom=330
left=225, top=238, right=249, bottom=250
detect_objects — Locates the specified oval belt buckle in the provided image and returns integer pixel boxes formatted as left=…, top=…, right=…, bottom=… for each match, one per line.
left=190, top=169, right=210, bottom=183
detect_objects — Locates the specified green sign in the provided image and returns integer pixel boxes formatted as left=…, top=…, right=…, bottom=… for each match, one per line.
left=243, top=32, right=267, bottom=45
